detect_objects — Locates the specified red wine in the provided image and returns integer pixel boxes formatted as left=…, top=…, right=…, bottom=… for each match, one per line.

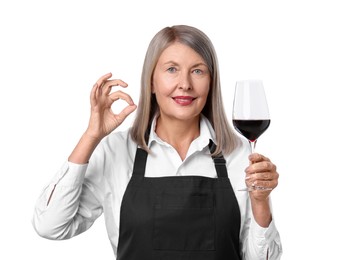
left=233, top=119, right=270, bottom=142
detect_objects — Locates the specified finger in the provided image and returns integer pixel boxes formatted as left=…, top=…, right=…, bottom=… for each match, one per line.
left=249, top=153, right=271, bottom=163
left=246, top=161, right=276, bottom=174
left=96, top=72, right=113, bottom=87
left=114, top=104, right=137, bottom=125
left=102, top=79, right=129, bottom=95
left=91, top=73, right=112, bottom=98
left=252, top=179, right=278, bottom=190
left=108, top=91, right=135, bottom=105
left=246, top=172, right=279, bottom=188
left=90, top=83, right=100, bottom=106
left=247, top=171, right=275, bottom=181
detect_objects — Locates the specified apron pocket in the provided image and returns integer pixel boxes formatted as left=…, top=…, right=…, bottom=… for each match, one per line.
left=153, top=191, right=215, bottom=251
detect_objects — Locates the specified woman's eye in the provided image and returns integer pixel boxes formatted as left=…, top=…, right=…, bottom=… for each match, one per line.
left=193, top=69, right=202, bottom=75
left=167, top=67, right=177, bottom=73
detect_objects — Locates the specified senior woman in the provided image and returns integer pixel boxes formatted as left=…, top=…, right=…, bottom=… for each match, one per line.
left=33, top=25, right=282, bottom=260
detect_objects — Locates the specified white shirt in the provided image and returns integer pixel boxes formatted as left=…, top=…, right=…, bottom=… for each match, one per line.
left=32, top=115, right=282, bottom=260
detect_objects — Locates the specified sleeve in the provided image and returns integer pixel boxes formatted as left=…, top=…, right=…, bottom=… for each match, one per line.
left=248, top=219, right=282, bottom=260
left=32, top=161, right=104, bottom=240
left=230, top=140, right=283, bottom=259
left=240, top=198, right=283, bottom=260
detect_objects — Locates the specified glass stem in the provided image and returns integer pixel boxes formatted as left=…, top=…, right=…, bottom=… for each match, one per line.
left=249, top=140, right=257, bottom=154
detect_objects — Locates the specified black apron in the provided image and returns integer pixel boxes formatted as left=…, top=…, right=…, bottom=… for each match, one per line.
left=117, top=141, right=241, bottom=260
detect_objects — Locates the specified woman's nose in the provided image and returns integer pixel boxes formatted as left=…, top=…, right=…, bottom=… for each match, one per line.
left=178, top=72, right=192, bottom=90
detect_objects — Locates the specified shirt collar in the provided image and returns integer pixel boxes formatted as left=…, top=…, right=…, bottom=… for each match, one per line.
left=147, top=114, right=217, bottom=152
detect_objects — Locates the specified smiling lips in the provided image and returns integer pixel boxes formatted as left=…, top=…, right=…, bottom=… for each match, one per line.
left=172, top=96, right=196, bottom=106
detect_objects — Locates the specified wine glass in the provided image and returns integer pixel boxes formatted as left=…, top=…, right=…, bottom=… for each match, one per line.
left=232, top=80, right=271, bottom=191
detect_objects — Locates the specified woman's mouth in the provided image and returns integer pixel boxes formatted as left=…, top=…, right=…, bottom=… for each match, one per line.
left=172, top=96, right=196, bottom=106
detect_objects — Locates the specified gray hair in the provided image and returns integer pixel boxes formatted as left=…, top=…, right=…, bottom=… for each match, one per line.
left=130, top=25, right=239, bottom=155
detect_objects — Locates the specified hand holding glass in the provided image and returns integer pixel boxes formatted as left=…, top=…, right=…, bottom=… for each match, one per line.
left=232, top=80, right=271, bottom=191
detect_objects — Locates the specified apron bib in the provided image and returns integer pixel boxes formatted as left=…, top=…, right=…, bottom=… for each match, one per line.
left=117, top=141, right=241, bottom=260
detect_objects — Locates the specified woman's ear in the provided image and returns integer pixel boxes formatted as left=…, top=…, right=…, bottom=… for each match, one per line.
left=151, top=84, right=155, bottom=94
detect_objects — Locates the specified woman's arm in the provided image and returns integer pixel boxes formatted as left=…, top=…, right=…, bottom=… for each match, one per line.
left=33, top=73, right=137, bottom=239
left=244, top=153, right=282, bottom=259
left=32, top=161, right=101, bottom=239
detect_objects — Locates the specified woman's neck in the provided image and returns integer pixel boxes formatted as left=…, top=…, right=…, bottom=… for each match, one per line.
left=155, top=115, right=201, bottom=161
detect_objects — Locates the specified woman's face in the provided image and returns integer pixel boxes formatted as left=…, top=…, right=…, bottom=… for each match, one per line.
left=152, top=42, right=211, bottom=122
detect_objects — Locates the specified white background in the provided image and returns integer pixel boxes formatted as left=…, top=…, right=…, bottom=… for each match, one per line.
left=1, top=0, right=343, bottom=259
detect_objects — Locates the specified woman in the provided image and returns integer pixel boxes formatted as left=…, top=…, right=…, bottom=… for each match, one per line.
left=33, top=25, right=282, bottom=259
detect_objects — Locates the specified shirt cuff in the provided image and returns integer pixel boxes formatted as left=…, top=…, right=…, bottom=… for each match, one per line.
left=250, top=217, right=279, bottom=244
left=53, top=161, right=88, bottom=186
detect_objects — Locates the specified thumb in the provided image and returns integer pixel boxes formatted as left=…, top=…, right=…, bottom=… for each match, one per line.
left=115, top=104, right=137, bottom=124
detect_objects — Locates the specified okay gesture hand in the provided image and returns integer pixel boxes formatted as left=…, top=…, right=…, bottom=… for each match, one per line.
left=85, top=73, right=137, bottom=140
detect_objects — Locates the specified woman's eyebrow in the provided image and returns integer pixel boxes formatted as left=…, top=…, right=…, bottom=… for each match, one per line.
left=191, top=62, right=207, bottom=68
left=162, top=61, right=207, bottom=67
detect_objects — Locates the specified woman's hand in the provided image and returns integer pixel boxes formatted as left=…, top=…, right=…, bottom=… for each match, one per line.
left=85, top=72, right=137, bottom=140
left=245, top=153, right=279, bottom=227
left=68, top=73, right=137, bottom=164
left=245, top=153, right=279, bottom=202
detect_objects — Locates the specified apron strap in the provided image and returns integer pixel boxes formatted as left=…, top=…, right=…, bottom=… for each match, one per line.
left=209, top=140, right=229, bottom=178
left=132, top=147, right=148, bottom=177
left=132, top=121, right=151, bottom=177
